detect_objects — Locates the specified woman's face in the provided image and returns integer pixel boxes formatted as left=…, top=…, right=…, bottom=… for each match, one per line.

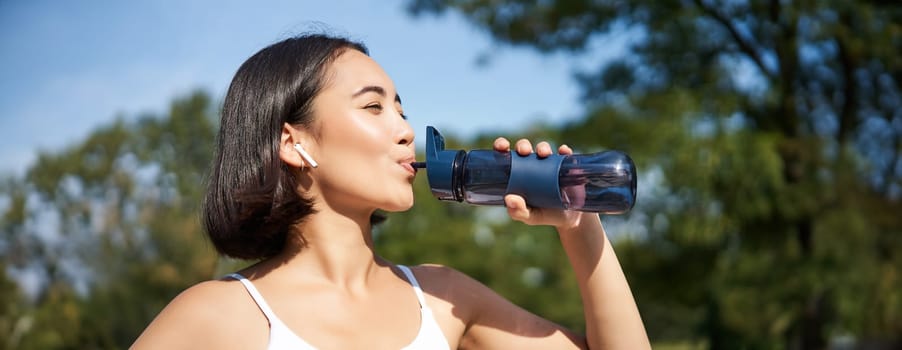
left=304, top=49, right=416, bottom=214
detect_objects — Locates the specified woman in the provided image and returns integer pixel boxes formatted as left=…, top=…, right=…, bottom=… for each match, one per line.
left=132, top=34, right=650, bottom=349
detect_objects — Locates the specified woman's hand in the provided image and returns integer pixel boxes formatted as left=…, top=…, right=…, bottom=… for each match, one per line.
left=493, top=137, right=586, bottom=231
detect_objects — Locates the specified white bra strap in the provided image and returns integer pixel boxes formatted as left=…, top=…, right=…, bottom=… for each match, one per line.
left=227, top=273, right=278, bottom=323
left=396, top=265, right=428, bottom=308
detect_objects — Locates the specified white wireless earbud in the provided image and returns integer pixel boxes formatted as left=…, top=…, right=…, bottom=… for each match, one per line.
left=293, top=143, right=318, bottom=168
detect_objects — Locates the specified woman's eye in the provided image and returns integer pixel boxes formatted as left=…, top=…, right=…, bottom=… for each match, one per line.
left=365, top=103, right=383, bottom=113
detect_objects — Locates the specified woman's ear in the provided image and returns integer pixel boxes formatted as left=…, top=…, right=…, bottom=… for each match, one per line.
left=279, top=123, right=316, bottom=168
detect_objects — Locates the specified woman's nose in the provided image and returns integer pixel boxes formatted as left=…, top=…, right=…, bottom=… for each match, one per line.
left=397, top=120, right=414, bottom=145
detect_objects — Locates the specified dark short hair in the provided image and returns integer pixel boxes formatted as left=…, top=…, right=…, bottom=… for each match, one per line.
left=202, top=34, right=368, bottom=260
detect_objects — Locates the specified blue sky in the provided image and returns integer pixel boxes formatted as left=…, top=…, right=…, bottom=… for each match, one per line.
left=0, top=1, right=628, bottom=176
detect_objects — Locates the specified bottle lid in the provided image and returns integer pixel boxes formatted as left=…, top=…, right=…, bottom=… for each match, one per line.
left=425, top=126, right=464, bottom=201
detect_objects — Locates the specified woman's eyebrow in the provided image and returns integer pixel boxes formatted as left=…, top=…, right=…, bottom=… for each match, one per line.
left=353, top=85, right=385, bottom=98
left=352, top=85, right=402, bottom=104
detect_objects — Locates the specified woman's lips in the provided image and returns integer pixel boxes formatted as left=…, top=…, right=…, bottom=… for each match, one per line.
left=400, top=162, right=416, bottom=175
left=398, top=155, right=417, bottom=176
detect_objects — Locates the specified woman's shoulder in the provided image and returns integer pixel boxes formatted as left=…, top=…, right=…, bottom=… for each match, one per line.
left=406, top=264, right=496, bottom=309
left=162, top=277, right=253, bottom=316
left=132, top=277, right=267, bottom=349
left=408, top=264, right=479, bottom=286
left=404, top=264, right=587, bottom=349
left=172, top=277, right=253, bottom=311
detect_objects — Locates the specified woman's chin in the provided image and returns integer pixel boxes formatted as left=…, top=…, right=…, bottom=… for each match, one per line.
left=380, top=198, right=415, bottom=212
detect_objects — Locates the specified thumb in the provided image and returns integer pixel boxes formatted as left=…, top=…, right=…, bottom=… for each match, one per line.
left=504, top=194, right=532, bottom=222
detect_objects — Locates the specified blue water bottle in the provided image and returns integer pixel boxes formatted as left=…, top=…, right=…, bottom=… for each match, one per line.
left=415, top=126, right=637, bottom=214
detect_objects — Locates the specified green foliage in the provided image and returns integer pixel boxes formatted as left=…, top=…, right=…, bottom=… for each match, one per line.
left=0, top=91, right=220, bottom=349
left=408, top=0, right=902, bottom=348
left=3, top=2, right=901, bottom=347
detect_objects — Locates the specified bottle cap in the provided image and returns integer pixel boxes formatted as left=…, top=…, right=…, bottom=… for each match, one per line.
left=425, top=126, right=465, bottom=201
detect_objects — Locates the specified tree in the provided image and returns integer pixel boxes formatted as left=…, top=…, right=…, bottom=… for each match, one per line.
left=0, top=91, right=221, bottom=348
left=407, top=0, right=902, bottom=348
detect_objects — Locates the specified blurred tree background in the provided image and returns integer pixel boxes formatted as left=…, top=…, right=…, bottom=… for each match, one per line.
left=1, top=1, right=900, bottom=349
left=403, top=0, right=902, bottom=348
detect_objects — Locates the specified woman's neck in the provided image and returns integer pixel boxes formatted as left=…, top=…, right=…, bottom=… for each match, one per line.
left=271, top=209, right=386, bottom=289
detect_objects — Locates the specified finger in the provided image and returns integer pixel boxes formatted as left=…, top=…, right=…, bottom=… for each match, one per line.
left=558, top=144, right=573, bottom=155
left=504, top=195, right=531, bottom=222
left=515, top=139, right=533, bottom=156
left=506, top=196, right=558, bottom=226
left=493, top=137, right=511, bottom=152
left=536, top=141, right=553, bottom=158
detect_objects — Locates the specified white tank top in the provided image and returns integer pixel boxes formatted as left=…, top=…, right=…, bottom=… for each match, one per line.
left=228, top=265, right=450, bottom=350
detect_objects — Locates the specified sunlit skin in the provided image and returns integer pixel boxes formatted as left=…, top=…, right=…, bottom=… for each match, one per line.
left=292, top=50, right=417, bottom=218
left=132, top=49, right=650, bottom=350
